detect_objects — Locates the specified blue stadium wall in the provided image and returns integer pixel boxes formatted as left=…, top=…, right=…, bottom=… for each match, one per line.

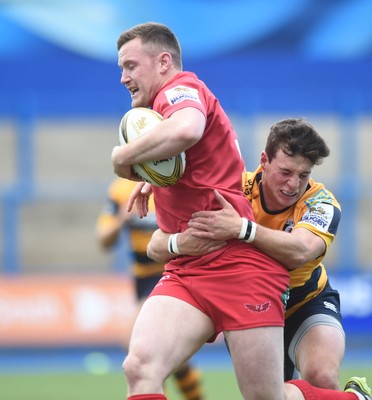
left=1, top=0, right=372, bottom=117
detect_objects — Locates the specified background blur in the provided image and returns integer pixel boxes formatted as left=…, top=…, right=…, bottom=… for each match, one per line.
left=0, top=0, right=371, bottom=375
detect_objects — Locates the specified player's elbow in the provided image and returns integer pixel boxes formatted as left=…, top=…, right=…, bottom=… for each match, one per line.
left=171, top=107, right=205, bottom=147
left=285, top=252, right=314, bottom=269
left=175, top=115, right=204, bottom=148
left=176, top=126, right=202, bottom=149
left=147, top=243, right=170, bottom=264
left=146, top=243, right=160, bottom=263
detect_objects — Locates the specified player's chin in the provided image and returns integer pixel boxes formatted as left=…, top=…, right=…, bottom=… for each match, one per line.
left=131, top=97, right=146, bottom=109
left=282, top=198, right=298, bottom=209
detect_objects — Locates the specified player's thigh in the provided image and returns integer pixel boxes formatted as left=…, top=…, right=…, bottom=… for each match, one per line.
left=296, top=324, right=345, bottom=372
left=284, top=382, right=306, bottom=400
left=129, top=295, right=215, bottom=369
left=225, top=326, right=285, bottom=399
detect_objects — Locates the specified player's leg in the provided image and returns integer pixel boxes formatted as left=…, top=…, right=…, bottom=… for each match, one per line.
left=173, top=362, right=204, bottom=400
left=123, top=295, right=215, bottom=397
left=225, top=326, right=286, bottom=400
left=136, top=275, right=205, bottom=399
left=285, top=282, right=345, bottom=389
left=285, top=382, right=306, bottom=399
left=295, top=322, right=345, bottom=389
left=215, top=244, right=290, bottom=399
left=121, top=274, right=162, bottom=349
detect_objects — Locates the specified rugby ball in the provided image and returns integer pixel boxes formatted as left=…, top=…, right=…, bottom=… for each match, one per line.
left=119, top=107, right=186, bottom=187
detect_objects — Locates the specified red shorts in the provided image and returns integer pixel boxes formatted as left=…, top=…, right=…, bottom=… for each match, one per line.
left=149, top=242, right=289, bottom=342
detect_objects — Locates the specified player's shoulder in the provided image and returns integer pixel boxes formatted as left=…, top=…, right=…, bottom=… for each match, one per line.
left=298, top=178, right=341, bottom=214
left=305, top=179, right=339, bottom=204
left=157, top=72, right=206, bottom=111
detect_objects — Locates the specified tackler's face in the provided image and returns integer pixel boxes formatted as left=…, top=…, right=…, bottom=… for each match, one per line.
left=118, top=38, right=162, bottom=108
left=260, top=149, right=313, bottom=211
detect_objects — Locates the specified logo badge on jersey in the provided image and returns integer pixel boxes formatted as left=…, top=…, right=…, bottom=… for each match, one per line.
left=244, top=301, right=271, bottom=313
left=304, top=189, right=333, bottom=208
left=299, top=203, right=334, bottom=232
left=165, top=85, right=201, bottom=105
left=324, top=301, right=338, bottom=313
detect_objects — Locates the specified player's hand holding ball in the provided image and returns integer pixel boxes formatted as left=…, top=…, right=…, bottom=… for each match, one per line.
left=118, top=107, right=186, bottom=187
left=111, top=145, right=121, bottom=160
left=111, top=145, right=136, bottom=180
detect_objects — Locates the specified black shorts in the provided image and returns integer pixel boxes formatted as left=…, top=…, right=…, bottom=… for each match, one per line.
left=284, top=280, right=344, bottom=381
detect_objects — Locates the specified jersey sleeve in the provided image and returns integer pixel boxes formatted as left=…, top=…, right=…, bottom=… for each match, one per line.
left=153, top=73, right=207, bottom=120
left=294, top=189, right=341, bottom=250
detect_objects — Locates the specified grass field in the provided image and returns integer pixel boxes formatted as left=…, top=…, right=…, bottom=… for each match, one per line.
left=1, top=368, right=372, bottom=400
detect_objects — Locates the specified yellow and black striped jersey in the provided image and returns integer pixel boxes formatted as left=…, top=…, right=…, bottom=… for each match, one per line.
left=242, top=167, right=341, bottom=318
left=97, top=178, right=164, bottom=278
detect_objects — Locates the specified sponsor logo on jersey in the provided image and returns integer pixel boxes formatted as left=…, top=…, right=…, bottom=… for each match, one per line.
left=298, top=203, right=335, bottom=232
left=165, top=85, right=201, bottom=105
left=310, top=205, right=326, bottom=214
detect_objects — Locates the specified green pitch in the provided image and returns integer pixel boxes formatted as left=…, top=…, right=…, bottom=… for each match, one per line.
left=1, top=368, right=372, bottom=400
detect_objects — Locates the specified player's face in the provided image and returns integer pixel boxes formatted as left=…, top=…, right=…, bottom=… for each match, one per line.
left=118, top=38, right=163, bottom=108
left=260, top=149, right=313, bottom=211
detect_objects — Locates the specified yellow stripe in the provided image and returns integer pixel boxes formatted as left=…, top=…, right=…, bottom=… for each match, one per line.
left=139, top=155, right=184, bottom=187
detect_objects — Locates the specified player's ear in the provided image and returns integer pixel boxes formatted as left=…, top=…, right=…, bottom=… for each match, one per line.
left=260, top=151, right=269, bottom=169
left=159, top=52, right=172, bottom=71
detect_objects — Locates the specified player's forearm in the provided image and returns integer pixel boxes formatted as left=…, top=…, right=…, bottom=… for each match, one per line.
left=147, top=229, right=174, bottom=263
left=112, top=109, right=204, bottom=180
left=188, top=191, right=325, bottom=269
left=188, top=210, right=318, bottom=269
left=114, top=119, right=199, bottom=167
left=252, top=225, right=316, bottom=269
left=147, top=227, right=228, bottom=262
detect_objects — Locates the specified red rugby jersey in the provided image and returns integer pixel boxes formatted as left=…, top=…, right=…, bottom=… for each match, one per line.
left=151, top=72, right=254, bottom=267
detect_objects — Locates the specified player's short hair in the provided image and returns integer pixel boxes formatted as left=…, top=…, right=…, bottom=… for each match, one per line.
left=117, top=22, right=182, bottom=69
left=265, top=118, right=330, bottom=165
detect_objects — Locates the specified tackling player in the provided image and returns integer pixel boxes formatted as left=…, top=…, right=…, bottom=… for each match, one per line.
left=135, top=118, right=371, bottom=400
left=146, top=118, right=344, bottom=389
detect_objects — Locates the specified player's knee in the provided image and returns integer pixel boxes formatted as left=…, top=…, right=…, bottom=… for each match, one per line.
left=302, top=367, right=340, bottom=390
left=122, top=353, right=145, bottom=385
left=123, top=347, right=164, bottom=388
